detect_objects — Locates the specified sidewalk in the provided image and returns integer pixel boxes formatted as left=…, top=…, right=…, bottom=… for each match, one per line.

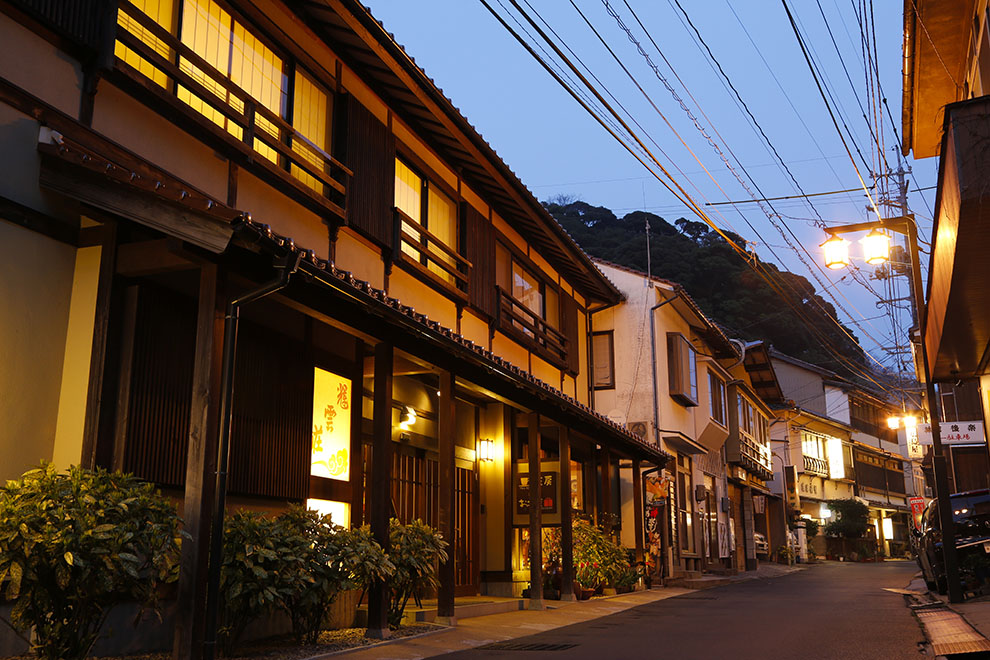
left=904, top=574, right=990, bottom=656
left=311, top=563, right=805, bottom=660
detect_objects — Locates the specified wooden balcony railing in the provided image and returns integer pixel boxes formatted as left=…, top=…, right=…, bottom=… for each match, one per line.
left=114, top=1, right=350, bottom=219
left=393, top=207, right=471, bottom=297
left=803, top=455, right=829, bottom=477
left=496, top=286, right=568, bottom=366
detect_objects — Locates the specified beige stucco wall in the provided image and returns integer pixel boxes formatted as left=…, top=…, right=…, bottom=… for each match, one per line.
left=334, top=228, right=384, bottom=290
left=0, top=10, right=82, bottom=117
left=387, top=268, right=458, bottom=330
left=479, top=403, right=507, bottom=572
left=51, top=246, right=102, bottom=470
left=0, top=222, right=76, bottom=481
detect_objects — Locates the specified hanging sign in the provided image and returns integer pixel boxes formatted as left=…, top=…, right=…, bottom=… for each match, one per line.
left=909, top=497, right=926, bottom=531
left=917, top=421, right=985, bottom=446
left=311, top=367, right=351, bottom=481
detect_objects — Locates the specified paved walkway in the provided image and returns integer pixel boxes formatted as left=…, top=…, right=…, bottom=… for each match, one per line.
left=311, top=564, right=804, bottom=660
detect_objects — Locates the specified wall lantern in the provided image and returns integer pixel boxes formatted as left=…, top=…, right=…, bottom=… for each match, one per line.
left=477, top=438, right=495, bottom=462
left=886, top=416, right=901, bottom=430
left=861, top=228, right=890, bottom=265
left=902, top=415, right=918, bottom=428
left=398, top=406, right=416, bottom=431
left=821, top=234, right=849, bottom=269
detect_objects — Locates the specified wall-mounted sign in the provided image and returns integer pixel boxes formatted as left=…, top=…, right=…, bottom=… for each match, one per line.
left=311, top=367, right=351, bottom=481
left=645, top=472, right=673, bottom=506
left=784, top=465, right=800, bottom=511
left=917, top=421, right=985, bottom=446
left=906, top=425, right=924, bottom=459
left=515, top=470, right=557, bottom=515
left=753, top=495, right=766, bottom=514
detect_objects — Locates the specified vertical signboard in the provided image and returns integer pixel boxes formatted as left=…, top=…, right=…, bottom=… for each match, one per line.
left=909, top=497, right=926, bottom=531
left=311, top=367, right=351, bottom=481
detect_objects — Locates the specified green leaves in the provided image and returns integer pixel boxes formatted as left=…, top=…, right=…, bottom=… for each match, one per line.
left=387, top=519, right=448, bottom=628
left=0, top=462, right=183, bottom=660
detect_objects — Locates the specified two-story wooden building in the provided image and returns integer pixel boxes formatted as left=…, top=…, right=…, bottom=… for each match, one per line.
left=0, top=0, right=669, bottom=654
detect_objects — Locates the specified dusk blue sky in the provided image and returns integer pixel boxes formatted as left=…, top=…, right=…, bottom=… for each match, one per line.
left=364, top=0, right=936, bottom=377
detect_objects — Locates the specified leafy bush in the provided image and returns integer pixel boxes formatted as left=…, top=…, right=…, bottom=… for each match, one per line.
left=572, top=518, right=628, bottom=589
left=387, top=519, right=447, bottom=628
left=0, top=463, right=183, bottom=660
left=824, top=499, right=870, bottom=539
left=277, top=507, right=392, bottom=644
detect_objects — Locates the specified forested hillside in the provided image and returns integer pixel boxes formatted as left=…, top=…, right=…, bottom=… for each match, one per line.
left=546, top=200, right=866, bottom=373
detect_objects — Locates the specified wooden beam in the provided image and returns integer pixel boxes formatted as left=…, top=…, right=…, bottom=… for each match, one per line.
left=366, top=341, right=393, bottom=639
left=632, top=458, right=644, bottom=565
left=116, top=238, right=197, bottom=277
left=600, top=447, right=612, bottom=529
left=437, top=369, right=456, bottom=622
left=174, top=264, right=224, bottom=660
left=111, top=286, right=140, bottom=472
left=558, top=425, right=575, bottom=602
left=527, top=412, right=543, bottom=610
left=349, top=339, right=365, bottom=527
left=80, top=220, right=117, bottom=468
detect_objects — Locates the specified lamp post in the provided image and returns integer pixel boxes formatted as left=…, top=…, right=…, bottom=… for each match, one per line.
left=771, top=452, right=793, bottom=567
left=821, top=215, right=962, bottom=602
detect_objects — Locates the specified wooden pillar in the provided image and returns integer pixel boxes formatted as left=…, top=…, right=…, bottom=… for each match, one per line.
left=558, top=426, right=576, bottom=602
left=527, top=412, right=544, bottom=610
left=174, top=265, right=224, bottom=660
left=367, top=342, right=393, bottom=639
left=349, top=340, right=365, bottom=528
left=80, top=220, right=117, bottom=468
left=437, top=370, right=456, bottom=623
left=633, top=458, right=645, bottom=564
left=600, top=447, right=613, bottom=529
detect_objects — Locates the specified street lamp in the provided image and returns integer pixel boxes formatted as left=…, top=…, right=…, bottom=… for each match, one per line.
left=821, top=215, right=962, bottom=602
left=821, top=234, right=850, bottom=270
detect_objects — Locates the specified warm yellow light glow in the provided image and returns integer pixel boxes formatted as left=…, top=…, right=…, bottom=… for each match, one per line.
left=477, top=438, right=495, bottom=462
left=820, top=504, right=832, bottom=519
left=398, top=406, right=417, bottom=431
left=306, top=498, right=350, bottom=528
left=312, top=367, right=351, bottom=481
left=902, top=415, right=918, bottom=428
left=861, top=229, right=890, bottom=265
left=881, top=516, right=893, bottom=539
left=821, top=235, right=850, bottom=269
left=887, top=416, right=901, bottom=430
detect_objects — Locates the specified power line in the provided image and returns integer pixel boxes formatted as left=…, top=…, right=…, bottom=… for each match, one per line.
left=705, top=185, right=872, bottom=206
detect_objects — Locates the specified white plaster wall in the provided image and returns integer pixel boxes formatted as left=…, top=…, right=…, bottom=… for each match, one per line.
left=825, top=386, right=850, bottom=424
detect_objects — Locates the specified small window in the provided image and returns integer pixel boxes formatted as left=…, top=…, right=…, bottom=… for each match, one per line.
left=667, top=333, right=698, bottom=406
left=394, top=157, right=462, bottom=288
left=709, top=372, right=726, bottom=426
left=592, top=332, right=615, bottom=389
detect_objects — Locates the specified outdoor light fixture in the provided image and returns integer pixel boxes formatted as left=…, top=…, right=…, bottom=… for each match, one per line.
left=887, top=414, right=919, bottom=430
left=903, top=415, right=918, bottom=428
left=861, top=228, right=890, bottom=265
left=477, top=438, right=495, bottom=462
left=398, top=406, right=416, bottom=431
left=820, top=504, right=832, bottom=519
left=886, top=416, right=901, bottom=430
left=821, top=234, right=850, bottom=269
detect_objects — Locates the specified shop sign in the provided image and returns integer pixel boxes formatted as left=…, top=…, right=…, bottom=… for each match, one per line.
left=917, top=421, right=985, bottom=446
left=311, top=367, right=351, bottom=481
left=909, top=497, right=926, bottom=531
left=906, top=425, right=924, bottom=459
left=645, top=472, right=673, bottom=506
left=516, top=471, right=557, bottom=515
left=798, top=480, right=821, bottom=497
left=753, top=495, right=766, bottom=514
left=784, top=465, right=799, bottom=511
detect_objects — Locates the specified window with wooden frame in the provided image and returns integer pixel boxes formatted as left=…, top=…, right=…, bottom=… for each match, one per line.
left=592, top=331, right=615, bottom=389
left=393, top=157, right=469, bottom=295
left=667, top=333, right=698, bottom=407
left=708, top=371, right=726, bottom=426
left=113, top=0, right=346, bottom=213
left=495, top=241, right=569, bottom=367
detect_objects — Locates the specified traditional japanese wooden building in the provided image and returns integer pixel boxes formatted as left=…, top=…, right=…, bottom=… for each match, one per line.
left=0, top=0, right=669, bottom=655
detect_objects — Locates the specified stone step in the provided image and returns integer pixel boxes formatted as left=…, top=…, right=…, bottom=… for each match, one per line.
left=409, top=598, right=526, bottom=624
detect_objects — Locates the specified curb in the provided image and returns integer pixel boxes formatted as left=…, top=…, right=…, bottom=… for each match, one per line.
left=299, top=624, right=454, bottom=660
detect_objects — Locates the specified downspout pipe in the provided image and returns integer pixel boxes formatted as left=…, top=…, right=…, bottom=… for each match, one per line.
left=203, top=239, right=303, bottom=660
left=649, top=289, right=682, bottom=448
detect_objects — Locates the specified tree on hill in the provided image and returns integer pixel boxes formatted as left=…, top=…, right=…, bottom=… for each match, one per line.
left=545, top=199, right=867, bottom=374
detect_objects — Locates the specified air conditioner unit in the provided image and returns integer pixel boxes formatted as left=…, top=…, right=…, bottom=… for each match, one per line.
left=628, top=421, right=649, bottom=438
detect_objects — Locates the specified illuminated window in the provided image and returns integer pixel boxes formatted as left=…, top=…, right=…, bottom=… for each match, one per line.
left=306, top=498, right=350, bottom=529
left=394, top=158, right=459, bottom=286
left=291, top=69, right=332, bottom=193
left=495, top=241, right=563, bottom=346
left=311, top=367, right=351, bottom=482
left=116, top=0, right=175, bottom=88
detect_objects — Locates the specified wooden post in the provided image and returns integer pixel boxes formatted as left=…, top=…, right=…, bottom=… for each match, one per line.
left=366, top=342, right=393, bottom=639
left=349, top=340, right=365, bottom=528
left=80, top=220, right=117, bottom=468
left=559, top=426, right=575, bottom=602
left=632, top=458, right=644, bottom=565
left=527, top=412, right=544, bottom=610
left=437, top=370, right=456, bottom=623
left=600, top=447, right=612, bottom=529
left=174, top=265, right=224, bottom=660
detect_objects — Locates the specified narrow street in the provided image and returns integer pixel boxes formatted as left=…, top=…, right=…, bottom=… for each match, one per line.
left=439, top=562, right=924, bottom=660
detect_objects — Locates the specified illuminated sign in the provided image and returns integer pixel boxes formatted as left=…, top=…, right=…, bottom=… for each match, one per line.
left=311, top=367, right=351, bottom=481
left=826, top=436, right=845, bottom=480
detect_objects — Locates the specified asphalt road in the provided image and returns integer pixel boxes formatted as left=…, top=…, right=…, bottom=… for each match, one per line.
left=438, top=561, right=925, bottom=660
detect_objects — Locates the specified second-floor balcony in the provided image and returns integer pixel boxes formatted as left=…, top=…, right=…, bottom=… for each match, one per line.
left=496, top=286, right=568, bottom=370
left=803, top=455, right=829, bottom=477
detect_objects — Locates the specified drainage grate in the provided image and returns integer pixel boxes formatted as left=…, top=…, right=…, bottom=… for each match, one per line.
left=477, top=641, right=579, bottom=652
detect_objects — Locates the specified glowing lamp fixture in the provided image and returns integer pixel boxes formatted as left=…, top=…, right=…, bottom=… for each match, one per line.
left=886, top=416, right=901, bottom=430
left=821, top=234, right=850, bottom=269
left=887, top=414, right=919, bottom=430
left=477, top=438, right=495, bottom=462
left=861, top=229, right=890, bottom=265
left=881, top=516, right=893, bottom=539
left=398, top=406, right=416, bottom=431
left=902, top=415, right=918, bottom=428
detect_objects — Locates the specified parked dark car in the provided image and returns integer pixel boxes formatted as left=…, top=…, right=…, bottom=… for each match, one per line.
left=915, top=490, right=990, bottom=594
